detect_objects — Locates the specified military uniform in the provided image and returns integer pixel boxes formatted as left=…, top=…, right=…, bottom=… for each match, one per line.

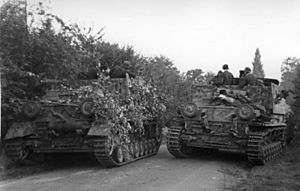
left=239, top=73, right=256, bottom=88
left=222, top=70, right=234, bottom=85
left=210, top=71, right=224, bottom=86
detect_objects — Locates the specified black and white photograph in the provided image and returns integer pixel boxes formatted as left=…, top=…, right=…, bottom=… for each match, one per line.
left=0, top=0, right=300, bottom=190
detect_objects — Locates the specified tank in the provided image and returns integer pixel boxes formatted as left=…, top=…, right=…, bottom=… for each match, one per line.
left=3, top=68, right=164, bottom=167
left=167, top=77, right=290, bottom=165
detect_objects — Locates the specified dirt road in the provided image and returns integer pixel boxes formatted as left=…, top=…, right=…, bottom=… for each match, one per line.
left=0, top=145, right=249, bottom=191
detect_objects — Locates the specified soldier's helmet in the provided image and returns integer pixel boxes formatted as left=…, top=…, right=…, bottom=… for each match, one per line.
left=222, top=64, right=229, bottom=70
left=245, top=67, right=251, bottom=72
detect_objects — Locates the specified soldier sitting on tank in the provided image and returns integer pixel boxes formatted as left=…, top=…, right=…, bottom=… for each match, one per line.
left=239, top=67, right=256, bottom=88
left=209, top=71, right=224, bottom=86
left=222, top=64, right=234, bottom=85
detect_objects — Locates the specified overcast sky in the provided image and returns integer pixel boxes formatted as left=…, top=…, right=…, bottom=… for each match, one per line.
left=31, top=0, right=300, bottom=79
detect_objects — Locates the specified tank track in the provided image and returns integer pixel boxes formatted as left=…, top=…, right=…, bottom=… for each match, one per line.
left=94, top=136, right=160, bottom=167
left=246, top=127, right=286, bottom=165
left=4, top=140, right=29, bottom=162
left=166, top=121, right=188, bottom=158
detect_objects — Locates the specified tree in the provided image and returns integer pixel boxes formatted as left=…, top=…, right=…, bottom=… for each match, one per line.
left=0, top=1, right=108, bottom=98
left=279, top=57, right=300, bottom=141
left=280, top=57, right=300, bottom=91
left=252, top=48, right=265, bottom=78
left=97, top=42, right=141, bottom=74
left=290, top=62, right=300, bottom=128
left=280, top=57, right=300, bottom=104
left=0, top=0, right=32, bottom=99
left=204, top=71, right=216, bottom=84
left=184, top=69, right=204, bottom=84
left=141, top=56, right=182, bottom=96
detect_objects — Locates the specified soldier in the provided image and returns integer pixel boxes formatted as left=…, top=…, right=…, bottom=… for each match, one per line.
left=239, top=67, right=256, bottom=88
left=222, top=64, right=234, bottom=85
left=209, top=70, right=224, bottom=86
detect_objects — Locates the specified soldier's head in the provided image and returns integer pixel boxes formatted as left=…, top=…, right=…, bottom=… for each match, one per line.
left=123, top=61, right=131, bottom=69
left=217, top=70, right=223, bottom=76
left=244, top=67, right=251, bottom=74
left=222, top=64, right=229, bottom=70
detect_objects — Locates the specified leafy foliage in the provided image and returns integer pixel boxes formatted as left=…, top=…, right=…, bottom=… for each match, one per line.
left=290, top=60, right=300, bottom=126
left=77, top=73, right=166, bottom=141
left=137, top=56, right=187, bottom=124
left=0, top=1, right=104, bottom=101
left=279, top=57, right=300, bottom=134
left=204, top=71, right=216, bottom=84
left=280, top=57, right=300, bottom=106
left=184, top=69, right=205, bottom=83
left=141, top=56, right=181, bottom=95
left=280, top=57, right=300, bottom=92
left=252, top=48, right=265, bottom=78
left=98, top=42, right=141, bottom=74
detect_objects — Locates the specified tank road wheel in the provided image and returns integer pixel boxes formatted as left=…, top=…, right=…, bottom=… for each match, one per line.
left=134, top=142, right=140, bottom=158
left=144, top=140, right=149, bottom=155
left=139, top=141, right=145, bottom=156
left=149, top=139, right=155, bottom=153
left=151, top=139, right=157, bottom=153
left=123, top=144, right=132, bottom=162
left=155, top=125, right=162, bottom=145
left=148, top=140, right=153, bottom=153
left=115, top=145, right=124, bottom=163
left=146, top=139, right=152, bottom=154
left=128, top=142, right=135, bottom=159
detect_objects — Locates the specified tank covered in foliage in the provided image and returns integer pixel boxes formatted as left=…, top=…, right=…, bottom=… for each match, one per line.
left=167, top=77, right=291, bottom=165
left=3, top=68, right=165, bottom=167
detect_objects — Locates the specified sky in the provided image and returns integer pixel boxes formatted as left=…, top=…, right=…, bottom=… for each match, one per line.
left=28, top=0, right=300, bottom=79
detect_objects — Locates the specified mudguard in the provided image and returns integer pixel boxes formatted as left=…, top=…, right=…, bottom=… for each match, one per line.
left=4, top=122, right=35, bottom=140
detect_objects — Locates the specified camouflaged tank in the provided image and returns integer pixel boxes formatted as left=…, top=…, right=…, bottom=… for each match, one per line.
left=167, top=77, right=291, bottom=165
left=3, top=69, right=164, bottom=167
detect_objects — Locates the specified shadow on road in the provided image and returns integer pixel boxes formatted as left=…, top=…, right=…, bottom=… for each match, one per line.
left=0, top=153, right=104, bottom=181
left=160, top=146, right=251, bottom=170
left=194, top=151, right=250, bottom=168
